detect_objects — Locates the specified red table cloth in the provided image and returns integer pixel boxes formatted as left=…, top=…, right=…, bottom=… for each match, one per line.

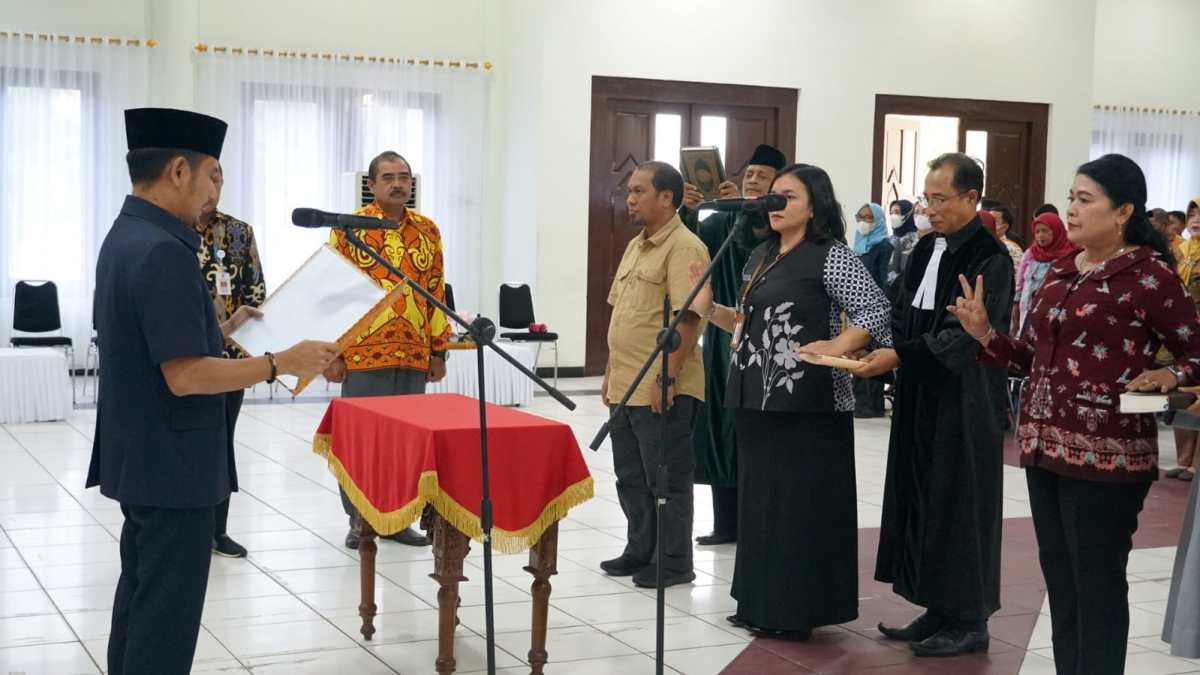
left=313, top=393, right=593, bottom=552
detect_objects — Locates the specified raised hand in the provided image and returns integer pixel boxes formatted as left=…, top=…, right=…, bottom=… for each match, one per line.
left=717, top=181, right=740, bottom=199
left=682, top=183, right=705, bottom=211
left=946, top=274, right=992, bottom=340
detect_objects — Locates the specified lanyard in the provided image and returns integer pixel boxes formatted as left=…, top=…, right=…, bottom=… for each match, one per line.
left=738, top=242, right=793, bottom=310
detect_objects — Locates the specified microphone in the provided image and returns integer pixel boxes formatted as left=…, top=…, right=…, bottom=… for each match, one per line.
left=698, top=194, right=787, bottom=212
left=291, top=208, right=400, bottom=230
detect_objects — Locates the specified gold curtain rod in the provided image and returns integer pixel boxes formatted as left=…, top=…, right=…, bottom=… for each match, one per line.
left=194, top=43, right=491, bottom=70
left=0, top=31, right=155, bottom=47
left=1094, top=104, right=1200, bottom=117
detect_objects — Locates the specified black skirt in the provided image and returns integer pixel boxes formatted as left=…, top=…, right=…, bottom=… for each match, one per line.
left=732, top=409, right=858, bottom=631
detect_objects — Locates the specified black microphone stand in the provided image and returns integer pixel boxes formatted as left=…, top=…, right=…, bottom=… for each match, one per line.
left=590, top=204, right=755, bottom=675
left=338, top=227, right=575, bottom=675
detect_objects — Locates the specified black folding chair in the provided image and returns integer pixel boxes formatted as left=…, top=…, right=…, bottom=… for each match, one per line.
left=498, top=283, right=558, bottom=387
left=11, top=280, right=75, bottom=402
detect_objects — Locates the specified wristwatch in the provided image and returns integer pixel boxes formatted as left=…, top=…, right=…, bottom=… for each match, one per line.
left=655, top=374, right=676, bottom=387
left=431, top=350, right=448, bottom=362
left=1167, top=364, right=1186, bottom=386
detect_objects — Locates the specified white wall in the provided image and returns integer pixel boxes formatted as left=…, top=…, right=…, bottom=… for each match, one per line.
left=1, top=0, right=146, bottom=37
left=1093, top=0, right=1200, bottom=110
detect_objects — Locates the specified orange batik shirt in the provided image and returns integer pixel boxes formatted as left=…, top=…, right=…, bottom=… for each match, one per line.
left=328, top=202, right=451, bottom=373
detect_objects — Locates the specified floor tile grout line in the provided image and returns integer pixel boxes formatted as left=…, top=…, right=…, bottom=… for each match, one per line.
left=1, top=420, right=115, bottom=673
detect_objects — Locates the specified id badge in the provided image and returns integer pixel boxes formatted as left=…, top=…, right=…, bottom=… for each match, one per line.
left=216, top=272, right=233, bottom=296
left=730, top=311, right=746, bottom=350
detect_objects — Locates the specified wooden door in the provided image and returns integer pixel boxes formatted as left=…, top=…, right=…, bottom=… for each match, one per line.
left=961, top=119, right=1034, bottom=241
left=872, top=95, right=1049, bottom=245
left=586, top=77, right=797, bottom=375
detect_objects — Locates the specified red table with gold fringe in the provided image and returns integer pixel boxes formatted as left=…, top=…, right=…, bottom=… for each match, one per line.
left=313, top=393, right=593, bottom=674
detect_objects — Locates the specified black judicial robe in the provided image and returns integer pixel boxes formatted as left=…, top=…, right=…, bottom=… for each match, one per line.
left=874, top=217, right=1014, bottom=622
left=679, top=207, right=765, bottom=487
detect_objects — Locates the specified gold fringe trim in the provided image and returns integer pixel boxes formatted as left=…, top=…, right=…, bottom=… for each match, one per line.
left=313, top=433, right=593, bottom=553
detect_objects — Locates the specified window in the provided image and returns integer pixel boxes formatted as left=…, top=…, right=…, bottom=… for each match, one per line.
left=653, top=113, right=682, bottom=169
left=700, top=115, right=728, bottom=168
left=253, top=99, right=325, bottom=293
left=3, top=86, right=83, bottom=281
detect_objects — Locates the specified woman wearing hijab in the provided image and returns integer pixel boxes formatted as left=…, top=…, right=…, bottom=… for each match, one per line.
left=888, top=199, right=933, bottom=293
left=1166, top=197, right=1200, bottom=482
left=853, top=203, right=893, bottom=417
left=1015, top=212, right=1077, bottom=333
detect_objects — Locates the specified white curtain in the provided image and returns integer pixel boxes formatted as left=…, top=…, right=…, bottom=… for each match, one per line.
left=0, top=37, right=148, bottom=366
left=1091, top=108, right=1200, bottom=212
left=195, top=52, right=490, bottom=312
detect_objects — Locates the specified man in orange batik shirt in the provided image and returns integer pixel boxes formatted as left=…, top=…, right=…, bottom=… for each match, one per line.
left=323, top=150, right=452, bottom=548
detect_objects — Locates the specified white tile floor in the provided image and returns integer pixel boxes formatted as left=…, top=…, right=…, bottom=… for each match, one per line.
left=0, top=377, right=1194, bottom=674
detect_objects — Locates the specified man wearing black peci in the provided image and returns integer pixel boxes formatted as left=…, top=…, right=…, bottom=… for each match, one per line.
left=89, top=108, right=339, bottom=674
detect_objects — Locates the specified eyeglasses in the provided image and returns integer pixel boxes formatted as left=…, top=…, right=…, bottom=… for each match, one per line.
left=917, top=192, right=965, bottom=209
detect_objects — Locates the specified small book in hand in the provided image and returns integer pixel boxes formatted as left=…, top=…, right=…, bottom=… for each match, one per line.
left=1119, top=391, right=1198, bottom=414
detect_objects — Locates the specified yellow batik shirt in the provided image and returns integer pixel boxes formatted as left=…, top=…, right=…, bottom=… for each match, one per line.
left=328, top=202, right=451, bottom=373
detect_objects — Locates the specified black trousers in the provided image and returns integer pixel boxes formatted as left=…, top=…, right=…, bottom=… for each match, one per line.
left=214, top=388, right=244, bottom=537
left=109, top=504, right=215, bottom=675
left=711, top=485, right=737, bottom=537
left=610, top=396, right=698, bottom=575
left=1026, top=467, right=1151, bottom=675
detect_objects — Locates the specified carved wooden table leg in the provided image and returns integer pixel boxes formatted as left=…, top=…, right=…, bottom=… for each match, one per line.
left=429, top=512, right=470, bottom=675
left=355, top=514, right=378, bottom=641
left=525, top=522, right=559, bottom=675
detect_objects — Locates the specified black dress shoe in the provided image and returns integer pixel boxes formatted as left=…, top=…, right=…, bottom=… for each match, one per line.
left=632, top=568, right=696, bottom=589
left=695, top=531, right=736, bottom=546
left=878, top=611, right=944, bottom=642
left=726, top=614, right=749, bottom=629
left=382, top=526, right=431, bottom=547
left=212, top=534, right=248, bottom=558
left=910, top=624, right=989, bottom=657
left=599, top=554, right=648, bottom=577
left=344, top=530, right=360, bottom=550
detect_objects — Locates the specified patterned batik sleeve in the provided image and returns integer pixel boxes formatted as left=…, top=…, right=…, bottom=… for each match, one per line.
left=238, top=222, right=266, bottom=309
left=824, top=244, right=893, bottom=347
left=1142, top=257, right=1200, bottom=383
left=979, top=330, right=1036, bottom=377
left=426, top=229, right=452, bottom=353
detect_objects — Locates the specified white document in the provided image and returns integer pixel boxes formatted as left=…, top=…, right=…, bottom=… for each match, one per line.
left=230, top=244, right=400, bottom=394
left=1119, top=392, right=1170, bottom=414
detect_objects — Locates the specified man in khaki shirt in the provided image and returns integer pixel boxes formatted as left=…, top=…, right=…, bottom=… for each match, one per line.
left=600, top=161, right=710, bottom=588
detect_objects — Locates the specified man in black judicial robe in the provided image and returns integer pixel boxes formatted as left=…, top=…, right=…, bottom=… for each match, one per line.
left=677, top=143, right=787, bottom=545
left=858, top=153, right=1014, bottom=658
left=90, top=108, right=338, bottom=674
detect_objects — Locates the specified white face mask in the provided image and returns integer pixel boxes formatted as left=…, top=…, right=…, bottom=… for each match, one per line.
left=915, top=214, right=933, bottom=232
left=888, top=214, right=903, bottom=230
left=856, top=220, right=875, bottom=235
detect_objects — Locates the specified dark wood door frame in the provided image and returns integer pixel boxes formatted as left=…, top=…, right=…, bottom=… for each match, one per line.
left=586, top=76, right=797, bottom=375
left=871, top=94, right=1049, bottom=240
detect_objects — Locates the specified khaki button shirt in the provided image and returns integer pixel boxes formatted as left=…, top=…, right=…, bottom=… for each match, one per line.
left=607, top=214, right=710, bottom=406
